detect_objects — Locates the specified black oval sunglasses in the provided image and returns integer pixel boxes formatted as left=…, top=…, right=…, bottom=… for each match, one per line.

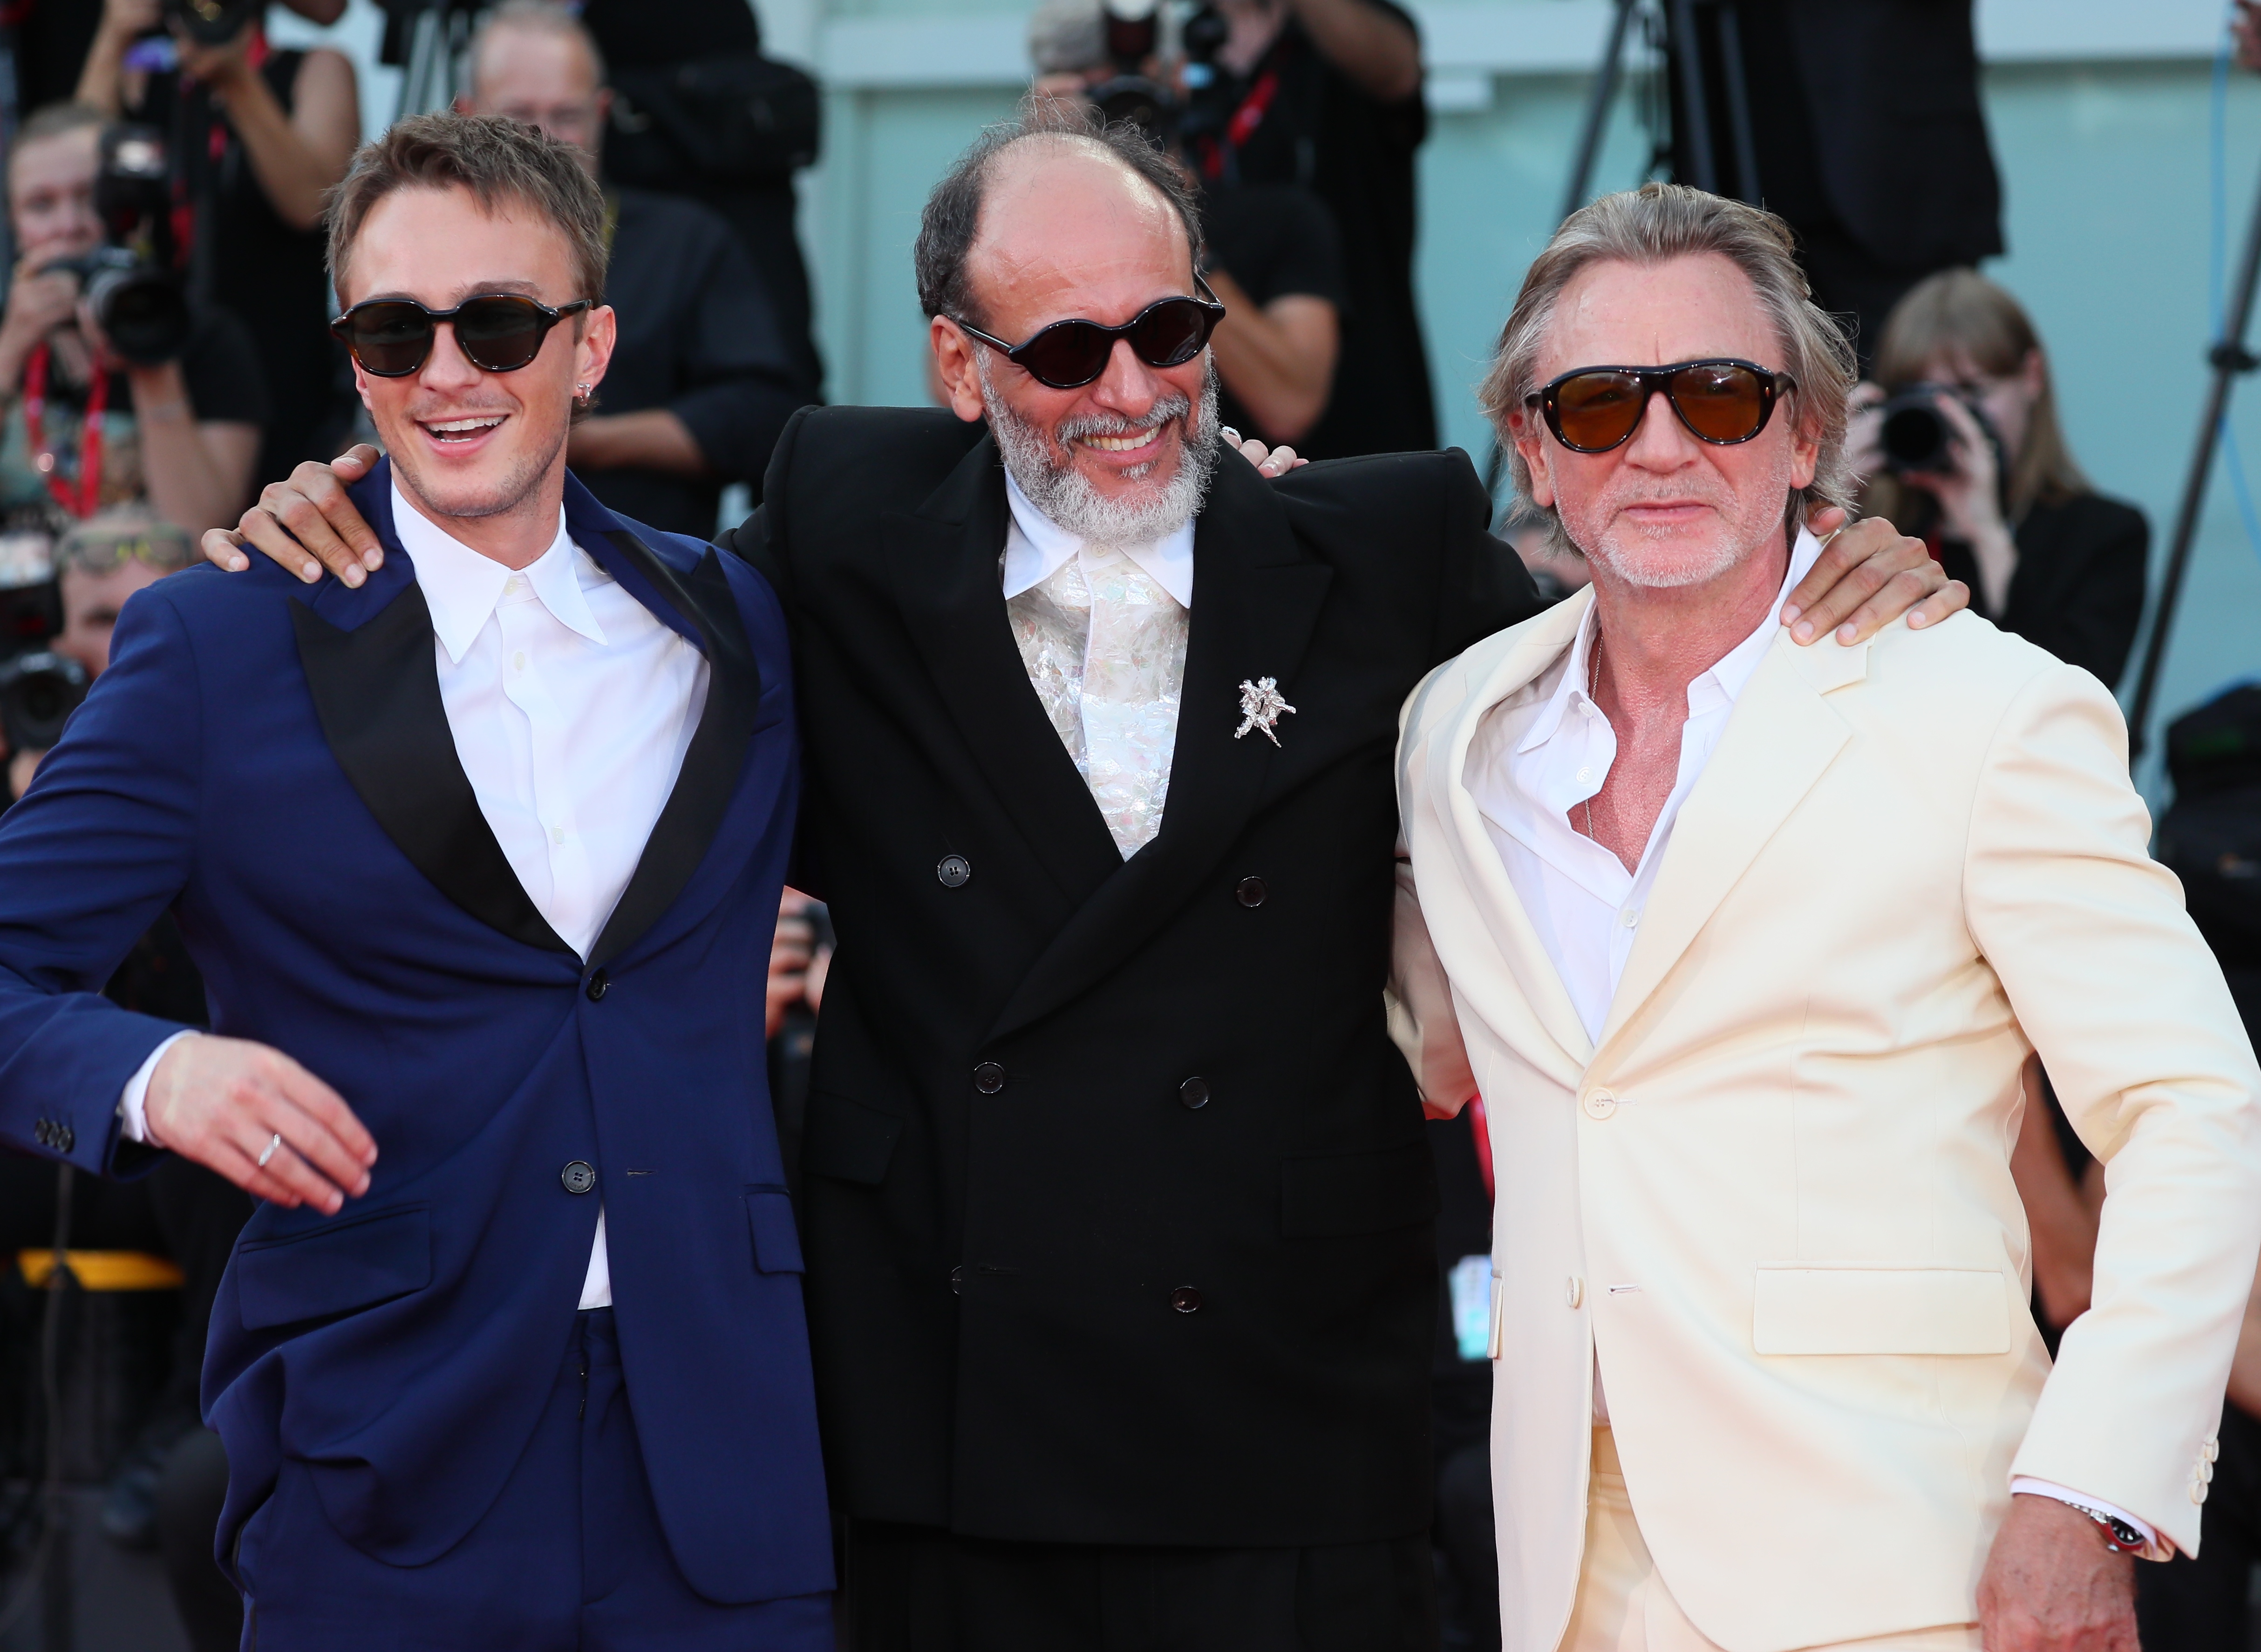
left=953, top=276, right=1227, bottom=390
left=1528, top=358, right=1796, bottom=454
left=331, top=293, right=594, bottom=378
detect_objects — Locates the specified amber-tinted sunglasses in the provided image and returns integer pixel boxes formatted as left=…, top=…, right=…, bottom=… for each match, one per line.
left=1529, top=359, right=1795, bottom=454
left=331, top=293, right=594, bottom=377
left=954, top=277, right=1226, bottom=390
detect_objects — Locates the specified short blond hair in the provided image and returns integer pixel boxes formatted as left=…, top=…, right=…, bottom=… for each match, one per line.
left=1478, top=182, right=1856, bottom=557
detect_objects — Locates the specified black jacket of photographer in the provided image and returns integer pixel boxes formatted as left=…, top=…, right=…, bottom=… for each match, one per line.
left=1192, top=0, right=1433, bottom=459
left=1938, top=490, right=2149, bottom=690
left=720, top=405, right=1538, bottom=1543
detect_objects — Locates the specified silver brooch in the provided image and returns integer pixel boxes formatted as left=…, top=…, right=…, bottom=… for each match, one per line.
left=1234, top=676, right=1297, bottom=746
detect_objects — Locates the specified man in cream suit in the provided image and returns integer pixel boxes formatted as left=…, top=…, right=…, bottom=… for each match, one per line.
left=1393, top=181, right=2261, bottom=1652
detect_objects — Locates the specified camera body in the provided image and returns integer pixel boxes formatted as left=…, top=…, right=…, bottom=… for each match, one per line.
left=1876, top=381, right=2003, bottom=478
left=43, top=126, right=190, bottom=368
left=163, top=0, right=262, bottom=47
left=0, top=651, right=89, bottom=754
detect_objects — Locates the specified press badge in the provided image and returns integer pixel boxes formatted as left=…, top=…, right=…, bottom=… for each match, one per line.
left=1448, top=1253, right=1494, bottom=1363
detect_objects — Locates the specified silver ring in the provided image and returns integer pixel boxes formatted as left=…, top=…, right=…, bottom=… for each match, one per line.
left=256, top=1133, right=283, bottom=1169
left=1219, top=426, right=1242, bottom=445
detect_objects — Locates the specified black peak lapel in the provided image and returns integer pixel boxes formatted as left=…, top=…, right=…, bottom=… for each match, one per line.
left=586, top=531, right=763, bottom=968
left=984, top=452, right=1334, bottom=1045
left=883, top=435, right=1122, bottom=906
left=292, top=582, right=573, bottom=954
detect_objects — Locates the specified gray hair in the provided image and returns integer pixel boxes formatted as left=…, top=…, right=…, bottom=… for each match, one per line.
left=913, top=95, right=1203, bottom=329
left=1478, top=182, right=1857, bottom=557
left=1028, top=0, right=1107, bottom=74
left=470, top=0, right=608, bottom=93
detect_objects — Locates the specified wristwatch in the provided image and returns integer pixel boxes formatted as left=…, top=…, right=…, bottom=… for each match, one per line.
left=2057, top=1500, right=2146, bottom=1555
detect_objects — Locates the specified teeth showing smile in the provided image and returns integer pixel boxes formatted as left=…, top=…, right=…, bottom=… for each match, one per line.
left=1082, top=431, right=1156, bottom=452
left=425, top=416, right=505, bottom=442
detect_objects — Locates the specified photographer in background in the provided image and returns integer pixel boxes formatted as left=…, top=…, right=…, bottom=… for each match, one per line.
left=1183, top=0, right=1430, bottom=456
left=1028, top=0, right=1347, bottom=446
left=0, top=103, right=264, bottom=542
left=1851, top=268, right=2146, bottom=690
left=460, top=0, right=808, bottom=535
left=76, top=0, right=358, bottom=487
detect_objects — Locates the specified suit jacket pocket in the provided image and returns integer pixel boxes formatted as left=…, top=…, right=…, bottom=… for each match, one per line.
left=1752, top=1264, right=2010, bottom=1356
left=802, top=1091, right=904, bottom=1186
left=1280, top=1142, right=1441, bottom=1237
left=235, top=1204, right=432, bottom=1331
left=746, top=1186, right=805, bottom=1273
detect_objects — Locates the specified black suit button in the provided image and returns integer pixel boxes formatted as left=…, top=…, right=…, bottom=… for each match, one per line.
left=1179, top=1077, right=1210, bottom=1110
left=561, top=1161, right=597, bottom=1196
left=1235, top=876, right=1267, bottom=908
left=1171, top=1287, right=1203, bottom=1314
left=34, top=1120, right=51, bottom=1148
left=585, top=970, right=609, bottom=1002
left=57, top=1124, right=73, bottom=1153
left=973, top=1061, right=1007, bottom=1095
left=950, top=1264, right=965, bottom=1295
left=937, top=854, right=972, bottom=888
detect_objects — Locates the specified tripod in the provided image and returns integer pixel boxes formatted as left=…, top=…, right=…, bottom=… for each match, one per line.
left=2125, top=161, right=2261, bottom=764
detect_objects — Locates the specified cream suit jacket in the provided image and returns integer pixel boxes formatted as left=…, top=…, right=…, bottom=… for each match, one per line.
left=1392, top=591, right=2261, bottom=1652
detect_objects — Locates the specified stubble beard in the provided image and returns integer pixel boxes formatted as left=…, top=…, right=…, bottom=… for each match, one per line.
left=387, top=401, right=568, bottom=527
left=1564, top=454, right=1797, bottom=592
left=981, top=352, right=1221, bottom=548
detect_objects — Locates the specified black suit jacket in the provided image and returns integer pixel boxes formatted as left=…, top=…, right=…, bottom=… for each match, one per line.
left=1938, top=491, right=2150, bottom=691
left=1784, top=0, right=2002, bottom=272
left=723, top=407, right=1538, bottom=1546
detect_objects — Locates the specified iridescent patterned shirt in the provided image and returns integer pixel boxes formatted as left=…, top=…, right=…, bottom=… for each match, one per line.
left=1001, top=473, right=1195, bottom=858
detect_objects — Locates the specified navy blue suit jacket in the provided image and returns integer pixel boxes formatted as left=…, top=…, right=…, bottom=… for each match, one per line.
left=0, top=462, right=830, bottom=1604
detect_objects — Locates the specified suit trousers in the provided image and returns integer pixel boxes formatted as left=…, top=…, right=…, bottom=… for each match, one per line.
left=235, top=1309, right=833, bottom=1651
left=842, top=1518, right=1435, bottom=1652
left=1564, top=1429, right=1981, bottom=1652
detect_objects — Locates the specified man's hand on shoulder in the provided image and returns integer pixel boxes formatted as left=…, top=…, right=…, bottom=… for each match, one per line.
left=201, top=444, right=388, bottom=588
left=1977, top=1494, right=2138, bottom=1652
left=143, top=1033, right=376, bottom=1214
left=1223, top=428, right=1309, bottom=480
left=1781, top=508, right=1969, bottom=646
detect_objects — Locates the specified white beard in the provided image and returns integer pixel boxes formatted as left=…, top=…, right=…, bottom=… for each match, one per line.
left=980, top=353, right=1219, bottom=548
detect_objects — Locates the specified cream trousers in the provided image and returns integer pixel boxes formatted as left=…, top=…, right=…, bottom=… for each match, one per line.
left=1561, top=1429, right=1983, bottom=1652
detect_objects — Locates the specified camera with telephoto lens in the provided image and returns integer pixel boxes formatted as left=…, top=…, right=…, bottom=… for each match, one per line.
left=0, top=651, right=88, bottom=754
left=42, top=126, right=190, bottom=368
left=1175, top=4, right=1235, bottom=147
left=163, top=0, right=262, bottom=46
left=1876, top=382, right=2003, bottom=478
left=1086, top=0, right=1177, bottom=138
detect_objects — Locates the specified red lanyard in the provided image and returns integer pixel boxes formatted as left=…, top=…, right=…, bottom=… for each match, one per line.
left=23, top=344, right=109, bottom=520
left=1467, top=1095, right=1493, bottom=1204
left=1198, top=68, right=1280, bottom=181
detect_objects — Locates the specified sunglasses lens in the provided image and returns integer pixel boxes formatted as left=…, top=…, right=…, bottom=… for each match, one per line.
left=453, top=296, right=552, bottom=373
left=345, top=302, right=436, bottom=376
left=1551, top=371, right=1647, bottom=451
left=1669, top=363, right=1769, bottom=442
left=1127, top=299, right=1212, bottom=369
left=1014, top=321, right=1115, bottom=389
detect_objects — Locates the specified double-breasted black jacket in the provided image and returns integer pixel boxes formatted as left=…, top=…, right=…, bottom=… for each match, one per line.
left=722, top=405, right=1539, bottom=1547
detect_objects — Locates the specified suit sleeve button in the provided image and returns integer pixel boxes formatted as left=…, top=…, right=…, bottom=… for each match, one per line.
left=1234, top=877, right=1267, bottom=908
left=973, top=1061, right=1007, bottom=1094
left=1170, top=1286, right=1202, bottom=1313
left=58, top=1125, right=73, bottom=1152
left=585, top=970, right=609, bottom=1002
left=1178, top=1077, right=1210, bottom=1110
left=938, top=855, right=972, bottom=888
left=561, top=1161, right=597, bottom=1195
left=950, top=1265, right=965, bottom=1295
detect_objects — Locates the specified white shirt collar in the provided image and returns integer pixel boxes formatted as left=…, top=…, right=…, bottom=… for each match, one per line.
left=391, top=478, right=607, bottom=665
left=999, top=468, right=1198, bottom=609
left=1518, top=523, right=1828, bottom=757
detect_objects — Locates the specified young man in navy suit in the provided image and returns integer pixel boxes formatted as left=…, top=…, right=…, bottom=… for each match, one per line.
left=0, top=113, right=830, bottom=1648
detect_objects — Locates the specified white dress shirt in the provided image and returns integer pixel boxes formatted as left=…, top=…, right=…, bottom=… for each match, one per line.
left=1001, top=471, right=1195, bottom=857
left=1462, top=523, right=2159, bottom=1550
left=122, top=481, right=708, bottom=1315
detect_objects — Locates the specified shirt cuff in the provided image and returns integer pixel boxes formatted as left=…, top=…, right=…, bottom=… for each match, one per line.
left=2009, top=1477, right=2171, bottom=1561
left=116, top=1031, right=197, bottom=1146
